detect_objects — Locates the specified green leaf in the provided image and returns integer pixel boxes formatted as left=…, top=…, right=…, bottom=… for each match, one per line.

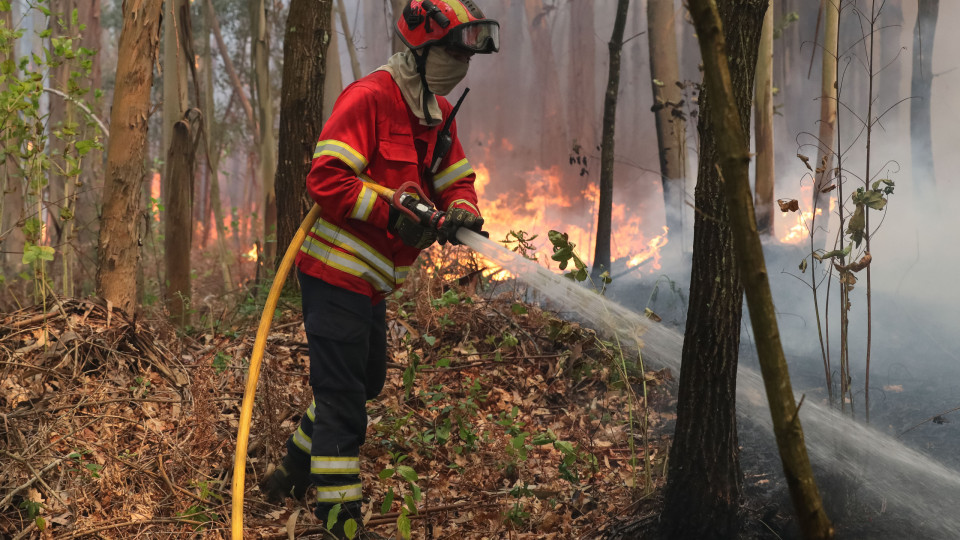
left=397, top=465, right=418, bottom=484
left=846, top=204, right=865, bottom=247
left=553, top=440, right=576, bottom=456
left=343, top=518, right=358, bottom=539
left=510, top=303, right=527, bottom=315
left=378, top=468, right=394, bottom=480
left=381, top=488, right=395, bottom=514
left=436, top=358, right=451, bottom=368
left=326, top=503, right=342, bottom=530
left=397, top=513, right=411, bottom=539
left=423, top=335, right=436, bottom=346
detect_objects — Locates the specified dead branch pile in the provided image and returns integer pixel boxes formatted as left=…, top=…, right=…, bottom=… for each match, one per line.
left=1, top=264, right=673, bottom=539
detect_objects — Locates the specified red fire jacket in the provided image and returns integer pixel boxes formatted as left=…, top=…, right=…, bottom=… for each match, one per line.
left=295, top=70, right=481, bottom=301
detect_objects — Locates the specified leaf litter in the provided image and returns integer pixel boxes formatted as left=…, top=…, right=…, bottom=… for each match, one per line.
left=0, top=254, right=674, bottom=539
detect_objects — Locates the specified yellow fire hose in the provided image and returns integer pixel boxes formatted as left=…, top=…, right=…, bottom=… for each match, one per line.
left=230, top=181, right=418, bottom=539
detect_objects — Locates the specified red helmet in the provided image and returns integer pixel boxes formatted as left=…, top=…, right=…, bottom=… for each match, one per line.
left=396, top=0, right=500, bottom=54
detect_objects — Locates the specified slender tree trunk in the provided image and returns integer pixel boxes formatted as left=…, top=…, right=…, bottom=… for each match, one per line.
left=390, top=0, right=405, bottom=54
left=910, top=0, right=938, bottom=206
left=76, top=0, right=103, bottom=295
left=48, top=0, right=70, bottom=292
left=685, top=0, right=835, bottom=537
left=336, top=0, right=362, bottom=81
left=567, top=0, right=596, bottom=153
left=647, top=0, right=686, bottom=262
left=660, top=1, right=765, bottom=538
left=253, top=0, right=277, bottom=263
left=592, top=0, right=629, bottom=276
left=812, top=0, right=839, bottom=248
left=206, top=0, right=259, bottom=144
left=524, top=0, right=568, bottom=169
left=0, top=6, right=25, bottom=287
left=754, top=2, right=774, bottom=236
left=96, top=0, right=164, bottom=316
left=324, top=9, right=343, bottom=118
left=275, top=0, right=332, bottom=262
left=162, top=0, right=190, bottom=203
left=164, top=116, right=198, bottom=326
left=201, top=4, right=233, bottom=291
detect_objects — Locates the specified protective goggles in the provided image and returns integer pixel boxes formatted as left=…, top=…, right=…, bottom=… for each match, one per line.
left=447, top=20, right=500, bottom=54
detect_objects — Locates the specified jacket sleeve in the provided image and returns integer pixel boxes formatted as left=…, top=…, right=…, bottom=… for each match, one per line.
left=305, top=84, right=391, bottom=230
left=431, top=118, right=482, bottom=218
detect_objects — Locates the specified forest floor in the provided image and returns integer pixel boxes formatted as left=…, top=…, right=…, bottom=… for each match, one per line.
left=0, top=256, right=683, bottom=540
left=4, top=250, right=951, bottom=539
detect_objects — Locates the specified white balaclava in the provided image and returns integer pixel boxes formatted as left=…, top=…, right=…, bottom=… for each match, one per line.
left=424, top=47, right=469, bottom=96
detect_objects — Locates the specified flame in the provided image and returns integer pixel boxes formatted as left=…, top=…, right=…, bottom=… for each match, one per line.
left=150, top=172, right=161, bottom=221
left=627, top=226, right=669, bottom=269
left=777, top=186, right=837, bottom=244
left=474, top=164, right=668, bottom=274
left=243, top=243, right=258, bottom=261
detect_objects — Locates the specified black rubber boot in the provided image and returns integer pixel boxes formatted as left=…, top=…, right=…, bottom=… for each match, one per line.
left=260, top=461, right=310, bottom=504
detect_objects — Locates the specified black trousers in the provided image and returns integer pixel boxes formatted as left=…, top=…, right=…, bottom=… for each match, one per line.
left=284, top=270, right=387, bottom=506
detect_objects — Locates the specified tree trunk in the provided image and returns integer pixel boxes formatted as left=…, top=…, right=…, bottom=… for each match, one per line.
left=274, top=0, right=332, bottom=259
left=647, top=0, right=686, bottom=262
left=324, top=8, right=344, bottom=118
left=164, top=116, right=198, bottom=326
left=201, top=3, right=233, bottom=291
left=754, top=2, right=774, bottom=236
left=162, top=0, right=190, bottom=204
left=336, top=0, right=362, bottom=81
left=96, top=0, right=164, bottom=316
left=567, top=0, right=596, bottom=154
left=659, top=1, right=765, bottom=538
left=0, top=6, right=25, bottom=287
left=48, top=0, right=70, bottom=293
left=910, top=0, right=938, bottom=206
left=812, top=0, right=839, bottom=247
left=390, top=0, right=405, bottom=54
left=253, top=0, right=278, bottom=263
left=591, top=0, right=629, bottom=277
left=685, top=0, right=835, bottom=537
left=206, top=0, right=259, bottom=144
left=75, top=0, right=103, bottom=295
left=524, top=0, right=568, bottom=169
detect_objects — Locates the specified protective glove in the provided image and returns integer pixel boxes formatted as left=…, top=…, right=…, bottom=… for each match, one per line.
left=437, top=208, right=486, bottom=246
left=389, top=206, right=438, bottom=249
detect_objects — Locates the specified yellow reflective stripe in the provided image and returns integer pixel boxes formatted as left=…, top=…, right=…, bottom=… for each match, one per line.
left=350, top=185, right=378, bottom=221
left=447, top=0, right=470, bottom=23
left=395, top=266, right=411, bottom=285
left=433, top=158, right=473, bottom=193
left=311, top=218, right=395, bottom=281
left=447, top=199, right=479, bottom=215
left=307, top=400, right=316, bottom=422
left=293, top=427, right=311, bottom=453
left=300, top=235, right=393, bottom=292
left=313, top=140, right=368, bottom=174
left=316, top=483, right=363, bottom=503
left=311, top=456, right=361, bottom=475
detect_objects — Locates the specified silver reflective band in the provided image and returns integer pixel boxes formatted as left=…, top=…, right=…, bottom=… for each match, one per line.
left=316, top=483, right=363, bottom=503
left=311, top=456, right=361, bottom=475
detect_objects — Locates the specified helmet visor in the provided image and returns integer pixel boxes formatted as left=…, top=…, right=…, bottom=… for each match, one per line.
left=452, top=21, right=500, bottom=53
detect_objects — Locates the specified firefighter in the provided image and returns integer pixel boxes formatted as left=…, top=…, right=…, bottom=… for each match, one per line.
left=262, top=1, right=499, bottom=537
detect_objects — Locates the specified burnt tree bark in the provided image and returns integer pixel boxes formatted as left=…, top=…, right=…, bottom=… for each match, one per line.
left=253, top=0, right=277, bottom=263
left=812, top=0, right=839, bottom=249
left=659, top=1, right=765, bottom=538
left=686, top=0, right=835, bottom=537
left=96, top=0, right=164, bottom=315
left=910, top=0, right=938, bottom=206
left=591, top=0, right=630, bottom=277
left=274, top=0, right=333, bottom=258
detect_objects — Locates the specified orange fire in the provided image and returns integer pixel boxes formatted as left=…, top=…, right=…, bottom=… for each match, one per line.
left=777, top=186, right=836, bottom=244
left=243, top=243, right=259, bottom=261
left=474, top=164, right=667, bottom=274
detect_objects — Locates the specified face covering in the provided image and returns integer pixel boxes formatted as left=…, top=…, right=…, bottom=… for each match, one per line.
left=424, top=47, right=469, bottom=96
